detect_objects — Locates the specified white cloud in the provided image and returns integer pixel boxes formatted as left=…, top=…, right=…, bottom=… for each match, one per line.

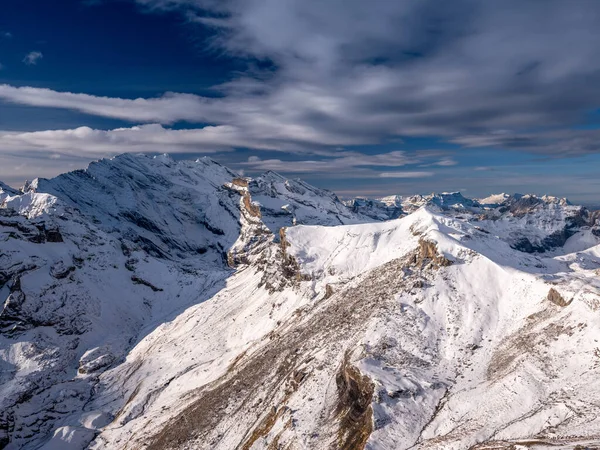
left=420, top=157, right=458, bottom=167
left=239, top=151, right=436, bottom=178
left=379, top=171, right=434, bottom=178
left=0, top=84, right=214, bottom=124
left=433, top=158, right=458, bottom=167
left=23, top=51, right=43, bottom=65
left=0, top=124, right=272, bottom=156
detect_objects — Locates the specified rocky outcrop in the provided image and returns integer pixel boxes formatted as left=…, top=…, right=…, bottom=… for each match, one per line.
left=0, top=277, right=29, bottom=336
left=547, top=288, right=572, bottom=307
left=0, top=209, right=63, bottom=244
left=413, top=239, right=453, bottom=268
left=325, top=284, right=335, bottom=299
left=131, top=276, right=163, bottom=292
left=256, top=227, right=310, bottom=293
left=335, top=355, right=375, bottom=450
left=225, top=178, right=273, bottom=268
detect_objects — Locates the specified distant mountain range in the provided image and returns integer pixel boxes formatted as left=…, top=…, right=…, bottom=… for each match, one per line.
left=1, top=154, right=600, bottom=449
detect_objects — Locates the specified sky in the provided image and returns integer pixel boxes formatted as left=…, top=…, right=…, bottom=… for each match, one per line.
left=1, top=0, right=600, bottom=205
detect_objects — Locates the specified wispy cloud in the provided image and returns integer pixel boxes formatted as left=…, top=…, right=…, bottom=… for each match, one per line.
left=123, top=0, right=600, bottom=158
left=379, top=171, right=434, bottom=178
left=23, top=51, right=43, bottom=65
left=0, top=124, right=446, bottom=178
left=0, top=84, right=213, bottom=124
left=420, top=157, right=458, bottom=167
left=240, top=153, right=440, bottom=179
left=2, top=31, right=12, bottom=39
left=0, top=124, right=257, bottom=156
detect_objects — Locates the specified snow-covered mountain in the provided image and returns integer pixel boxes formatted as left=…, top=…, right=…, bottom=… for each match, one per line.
left=345, top=196, right=404, bottom=221
left=348, top=191, right=598, bottom=254
left=1, top=154, right=600, bottom=449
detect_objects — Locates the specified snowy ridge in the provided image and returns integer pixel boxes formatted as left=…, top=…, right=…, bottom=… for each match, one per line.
left=0, top=182, right=20, bottom=204
left=250, top=171, right=373, bottom=232
left=1, top=154, right=600, bottom=449
left=349, top=190, right=599, bottom=254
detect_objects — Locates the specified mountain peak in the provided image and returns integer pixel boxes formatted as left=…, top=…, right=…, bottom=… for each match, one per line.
left=0, top=180, right=20, bottom=205
left=0, top=180, right=19, bottom=197
left=259, top=170, right=288, bottom=182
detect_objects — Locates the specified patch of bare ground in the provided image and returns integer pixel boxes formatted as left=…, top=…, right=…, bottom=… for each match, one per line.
left=143, top=245, right=437, bottom=450
left=487, top=307, right=579, bottom=381
left=335, top=353, right=375, bottom=450
left=239, top=406, right=285, bottom=450
left=547, top=288, right=572, bottom=307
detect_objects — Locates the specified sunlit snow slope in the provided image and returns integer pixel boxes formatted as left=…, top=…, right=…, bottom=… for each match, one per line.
left=1, top=154, right=600, bottom=450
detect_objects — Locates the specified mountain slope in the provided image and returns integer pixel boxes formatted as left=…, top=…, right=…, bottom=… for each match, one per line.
left=1, top=154, right=599, bottom=449
left=0, top=154, right=369, bottom=449
left=90, top=208, right=600, bottom=449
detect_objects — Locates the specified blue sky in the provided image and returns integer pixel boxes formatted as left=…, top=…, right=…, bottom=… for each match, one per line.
left=1, top=0, right=600, bottom=205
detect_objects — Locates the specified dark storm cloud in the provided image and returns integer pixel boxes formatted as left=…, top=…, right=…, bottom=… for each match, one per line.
left=454, top=129, right=600, bottom=156
left=189, top=0, right=600, bottom=155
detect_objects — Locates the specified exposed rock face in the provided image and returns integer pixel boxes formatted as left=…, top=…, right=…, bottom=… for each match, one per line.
left=335, top=354, right=375, bottom=450
left=415, top=239, right=454, bottom=268
left=547, top=288, right=572, bottom=307
left=0, top=277, right=29, bottom=336
left=0, top=209, right=63, bottom=244
left=325, top=283, right=335, bottom=299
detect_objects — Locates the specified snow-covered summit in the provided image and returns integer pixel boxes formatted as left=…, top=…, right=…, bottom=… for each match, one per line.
left=0, top=181, right=19, bottom=203
left=249, top=170, right=372, bottom=232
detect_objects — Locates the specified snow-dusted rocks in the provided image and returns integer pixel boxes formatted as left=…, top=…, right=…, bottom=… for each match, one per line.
left=349, top=191, right=598, bottom=254
left=0, top=182, right=19, bottom=204
left=249, top=171, right=371, bottom=232
left=345, top=196, right=404, bottom=221
left=1, top=154, right=600, bottom=449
